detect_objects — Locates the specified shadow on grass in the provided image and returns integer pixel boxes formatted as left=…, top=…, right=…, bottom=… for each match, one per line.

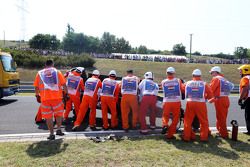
left=130, top=135, right=240, bottom=160
left=166, top=135, right=240, bottom=160
left=26, top=139, right=68, bottom=158
left=226, top=136, right=250, bottom=153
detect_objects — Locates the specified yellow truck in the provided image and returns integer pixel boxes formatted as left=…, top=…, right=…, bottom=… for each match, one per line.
left=0, top=50, right=20, bottom=99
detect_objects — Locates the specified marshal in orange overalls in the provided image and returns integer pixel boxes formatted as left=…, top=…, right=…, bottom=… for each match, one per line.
left=161, top=75, right=185, bottom=139
left=100, top=76, right=120, bottom=129
left=64, top=71, right=84, bottom=120
left=183, top=76, right=213, bottom=141
left=34, top=67, right=66, bottom=119
left=120, top=74, right=140, bottom=130
left=73, top=75, right=102, bottom=128
left=210, top=74, right=233, bottom=138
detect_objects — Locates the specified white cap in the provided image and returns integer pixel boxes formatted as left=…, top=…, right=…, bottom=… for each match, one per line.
left=192, top=69, right=202, bottom=76
left=166, top=67, right=175, bottom=74
left=209, top=66, right=221, bottom=73
left=76, top=67, right=85, bottom=73
left=109, top=70, right=116, bottom=76
left=92, top=70, right=100, bottom=75
left=144, top=72, right=153, bottom=79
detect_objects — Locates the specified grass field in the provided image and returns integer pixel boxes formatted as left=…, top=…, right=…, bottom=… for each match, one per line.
left=18, top=58, right=241, bottom=84
left=0, top=134, right=249, bottom=167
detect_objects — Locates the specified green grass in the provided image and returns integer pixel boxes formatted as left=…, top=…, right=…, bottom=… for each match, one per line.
left=17, top=58, right=241, bottom=84
left=0, top=134, right=249, bottom=167
left=0, top=40, right=29, bottom=48
left=94, top=59, right=241, bottom=84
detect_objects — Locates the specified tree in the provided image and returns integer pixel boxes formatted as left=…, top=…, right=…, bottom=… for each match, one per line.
left=113, top=37, right=131, bottom=53
left=172, top=43, right=186, bottom=55
left=193, top=51, right=202, bottom=56
left=100, top=32, right=116, bottom=53
left=138, top=45, right=148, bottom=54
left=29, top=34, right=60, bottom=50
left=234, top=47, right=248, bottom=59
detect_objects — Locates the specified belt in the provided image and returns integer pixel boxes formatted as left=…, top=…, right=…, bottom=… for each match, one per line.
left=143, top=94, right=156, bottom=96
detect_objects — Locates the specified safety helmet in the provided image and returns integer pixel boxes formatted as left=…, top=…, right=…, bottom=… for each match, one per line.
left=192, top=69, right=202, bottom=76
left=209, top=66, right=221, bottom=74
left=109, top=70, right=117, bottom=76
left=144, top=72, right=153, bottom=79
left=75, top=67, right=85, bottom=73
left=92, top=70, right=100, bottom=76
left=166, top=67, right=175, bottom=74
left=238, top=64, right=250, bottom=75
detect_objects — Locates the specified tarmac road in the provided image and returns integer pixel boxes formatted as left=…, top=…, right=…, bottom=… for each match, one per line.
left=0, top=95, right=246, bottom=135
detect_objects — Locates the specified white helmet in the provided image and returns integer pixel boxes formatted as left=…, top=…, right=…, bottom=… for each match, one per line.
left=109, top=70, right=117, bottom=76
left=192, top=69, right=202, bottom=76
left=144, top=72, right=153, bottom=79
left=76, top=67, right=85, bottom=73
left=210, top=66, right=221, bottom=73
left=166, top=67, right=175, bottom=74
left=92, top=70, right=100, bottom=76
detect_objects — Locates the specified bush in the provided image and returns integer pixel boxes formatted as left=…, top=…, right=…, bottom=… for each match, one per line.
left=67, top=54, right=96, bottom=68
left=3, top=49, right=95, bottom=69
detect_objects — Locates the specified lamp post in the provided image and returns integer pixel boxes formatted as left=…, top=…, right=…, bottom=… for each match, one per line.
left=189, top=34, right=193, bottom=60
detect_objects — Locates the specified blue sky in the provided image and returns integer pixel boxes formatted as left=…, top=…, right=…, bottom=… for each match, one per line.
left=0, top=0, right=250, bottom=54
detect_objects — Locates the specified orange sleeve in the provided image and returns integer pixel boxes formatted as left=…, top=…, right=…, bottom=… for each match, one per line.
left=205, top=83, right=213, bottom=100
left=114, top=84, right=121, bottom=101
left=58, top=71, right=66, bottom=86
left=210, top=78, right=220, bottom=97
left=80, top=79, right=85, bottom=91
left=98, top=80, right=102, bottom=89
left=240, top=77, right=249, bottom=88
left=33, top=73, right=40, bottom=87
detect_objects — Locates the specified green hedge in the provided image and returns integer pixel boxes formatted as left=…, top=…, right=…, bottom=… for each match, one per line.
left=2, top=49, right=95, bottom=68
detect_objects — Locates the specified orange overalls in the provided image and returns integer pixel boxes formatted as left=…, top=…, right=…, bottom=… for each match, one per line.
left=121, top=75, right=139, bottom=130
left=64, top=71, right=85, bottom=120
left=183, top=77, right=213, bottom=141
left=74, top=76, right=102, bottom=127
left=161, top=76, right=185, bottom=138
left=35, top=105, right=43, bottom=122
left=33, top=67, right=66, bottom=119
left=210, top=74, right=232, bottom=138
left=139, top=79, right=159, bottom=131
left=240, top=76, right=250, bottom=133
left=100, top=77, right=120, bottom=129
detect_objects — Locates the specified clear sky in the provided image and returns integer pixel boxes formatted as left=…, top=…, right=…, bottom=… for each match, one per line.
left=0, top=0, right=250, bottom=54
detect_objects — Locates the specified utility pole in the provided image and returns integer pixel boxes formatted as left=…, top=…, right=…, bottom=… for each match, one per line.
left=3, top=31, right=5, bottom=47
left=189, top=34, right=193, bottom=60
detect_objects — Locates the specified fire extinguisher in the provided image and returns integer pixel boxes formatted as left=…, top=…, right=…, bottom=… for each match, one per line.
left=231, top=120, right=238, bottom=141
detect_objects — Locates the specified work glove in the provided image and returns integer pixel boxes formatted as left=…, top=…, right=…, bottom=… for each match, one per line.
left=36, top=95, right=41, bottom=103
left=63, top=93, right=70, bottom=102
left=238, top=99, right=243, bottom=106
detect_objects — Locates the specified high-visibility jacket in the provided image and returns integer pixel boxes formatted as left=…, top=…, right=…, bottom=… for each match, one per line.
left=161, top=77, right=184, bottom=102
left=240, top=75, right=250, bottom=98
left=84, top=76, right=102, bottom=99
left=139, top=79, right=159, bottom=96
left=34, top=67, right=66, bottom=102
left=210, top=74, right=234, bottom=97
left=121, top=76, right=139, bottom=95
left=66, top=71, right=84, bottom=97
left=185, top=77, right=213, bottom=101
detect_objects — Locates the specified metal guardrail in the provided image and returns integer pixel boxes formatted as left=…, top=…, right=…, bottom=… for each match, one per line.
left=20, top=81, right=240, bottom=94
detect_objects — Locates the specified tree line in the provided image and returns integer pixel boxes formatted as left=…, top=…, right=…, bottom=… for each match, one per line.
left=29, top=24, right=250, bottom=59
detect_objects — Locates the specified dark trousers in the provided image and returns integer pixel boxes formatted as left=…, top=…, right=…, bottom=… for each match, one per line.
left=245, top=98, right=250, bottom=133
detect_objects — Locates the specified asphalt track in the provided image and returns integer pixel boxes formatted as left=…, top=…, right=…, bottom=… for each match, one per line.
left=0, top=95, right=246, bottom=135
